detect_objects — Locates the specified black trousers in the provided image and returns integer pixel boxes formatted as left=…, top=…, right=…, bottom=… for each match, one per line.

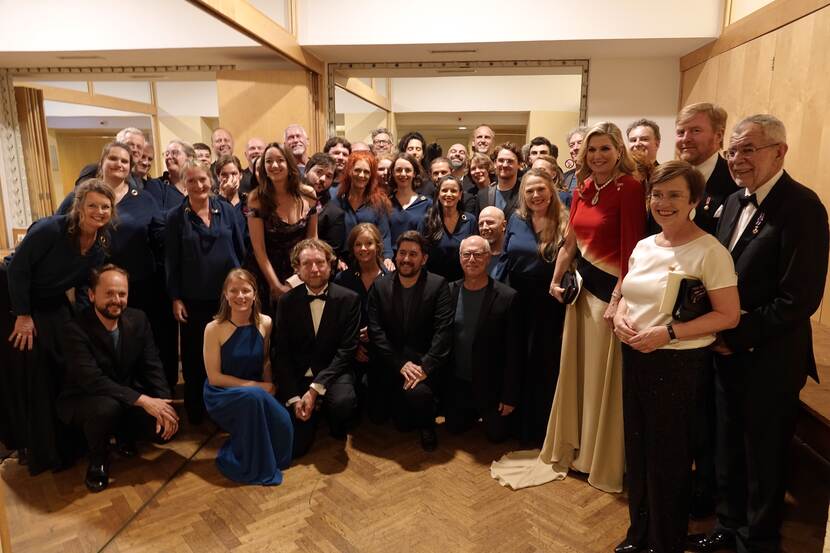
left=443, top=376, right=511, bottom=443
left=290, top=372, right=357, bottom=459
left=130, top=276, right=179, bottom=392
left=622, top=345, right=707, bottom=553
left=367, top=361, right=437, bottom=432
left=713, top=352, right=804, bottom=553
left=691, top=356, right=717, bottom=507
left=179, top=298, right=219, bottom=423
left=59, top=395, right=158, bottom=461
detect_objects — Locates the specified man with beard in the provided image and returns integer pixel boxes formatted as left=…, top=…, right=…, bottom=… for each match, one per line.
left=57, top=265, right=178, bottom=492
left=240, top=137, right=265, bottom=195
left=448, top=143, right=468, bottom=180
left=368, top=231, right=453, bottom=451
left=474, top=142, right=522, bottom=220
left=284, top=124, right=310, bottom=176
left=305, top=152, right=345, bottom=258
left=323, top=136, right=352, bottom=197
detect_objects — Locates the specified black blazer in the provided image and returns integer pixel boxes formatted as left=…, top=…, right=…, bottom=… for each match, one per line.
left=448, top=278, right=522, bottom=409
left=475, top=183, right=519, bottom=220
left=271, top=283, right=361, bottom=401
left=318, top=197, right=347, bottom=258
left=716, top=171, right=828, bottom=383
left=696, top=155, right=738, bottom=235
left=367, top=271, right=453, bottom=376
left=57, top=307, right=171, bottom=421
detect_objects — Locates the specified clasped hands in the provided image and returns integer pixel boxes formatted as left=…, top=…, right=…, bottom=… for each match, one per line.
left=400, top=361, right=426, bottom=390
left=135, top=394, right=179, bottom=440
left=612, top=313, right=668, bottom=353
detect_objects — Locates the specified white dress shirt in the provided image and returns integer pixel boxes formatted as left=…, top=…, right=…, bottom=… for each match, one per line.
left=727, top=169, right=783, bottom=251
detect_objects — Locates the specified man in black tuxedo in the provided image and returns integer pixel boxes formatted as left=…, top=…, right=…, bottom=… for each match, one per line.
left=306, top=153, right=346, bottom=259
left=475, top=142, right=522, bottom=220
left=57, top=265, right=178, bottom=493
left=368, top=230, right=453, bottom=451
left=445, top=236, right=521, bottom=443
left=675, top=102, right=741, bottom=518
left=688, top=115, right=829, bottom=553
left=272, top=238, right=360, bottom=458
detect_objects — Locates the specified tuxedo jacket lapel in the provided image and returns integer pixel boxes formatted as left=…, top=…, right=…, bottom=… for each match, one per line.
left=729, top=175, right=790, bottom=262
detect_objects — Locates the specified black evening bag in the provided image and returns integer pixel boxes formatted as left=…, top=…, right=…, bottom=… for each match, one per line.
left=560, top=270, right=580, bottom=305
left=672, top=278, right=712, bottom=322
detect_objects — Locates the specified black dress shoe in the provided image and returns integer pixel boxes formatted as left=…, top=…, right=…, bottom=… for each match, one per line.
left=420, top=428, right=437, bottom=452
left=686, top=530, right=736, bottom=552
left=614, top=540, right=647, bottom=553
left=84, top=460, right=110, bottom=493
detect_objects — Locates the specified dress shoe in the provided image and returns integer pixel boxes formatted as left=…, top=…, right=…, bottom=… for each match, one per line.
left=689, top=492, right=716, bottom=519
left=84, top=459, right=110, bottom=493
left=115, top=439, right=138, bottom=458
left=686, top=530, right=736, bottom=552
left=614, top=540, right=647, bottom=553
left=420, top=428, right=438, bottom=452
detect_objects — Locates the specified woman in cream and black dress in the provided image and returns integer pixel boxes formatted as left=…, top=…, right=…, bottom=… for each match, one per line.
left=492, top=122, right=645, bottom=493
left=203, top=268, right=293, bottom=485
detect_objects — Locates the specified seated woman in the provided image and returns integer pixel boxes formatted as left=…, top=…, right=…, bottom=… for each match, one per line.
left=203, top=268, right=293, bottom=485
left=419, top=175, right=477, bottom=282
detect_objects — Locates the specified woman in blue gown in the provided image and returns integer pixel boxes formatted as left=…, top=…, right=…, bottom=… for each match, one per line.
left=203, top=268, right=293, bottom=485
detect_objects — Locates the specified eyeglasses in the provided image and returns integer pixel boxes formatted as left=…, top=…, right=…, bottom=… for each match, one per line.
left=724, top=143, right=779, bottom=160
left=373, top=139, right=391, bottom=145
left=460, top=250, right=488, bottom=260
left=648, top=191, right=689, bottom=202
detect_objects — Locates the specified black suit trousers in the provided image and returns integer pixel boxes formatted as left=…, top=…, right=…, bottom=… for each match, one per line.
left=61, top=395, right=157, bottom=460
left=622, top=345, right=706, bottom=553
left=290, top=372, right=357, bottom=458
left=130, top=276, right=179, bottom=392
left=713, top=352, right=804, bottom=553
left=443, top=376, right=510, bottom=443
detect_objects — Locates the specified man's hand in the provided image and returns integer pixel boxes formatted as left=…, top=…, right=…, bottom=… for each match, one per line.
left=400, top=361, right=426, bottom=390
left=498, top=403, right=514, bottom=417
left=135, top=394, right=179, bottom=439
left=295, top=389, right=318, bottom=421
left=9, top=315, right=36, bottom=351
left=172, top=299, right=188, bottom=323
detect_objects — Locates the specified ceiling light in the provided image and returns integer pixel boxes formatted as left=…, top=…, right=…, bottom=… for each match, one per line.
left=458, top=126, right=467, bottom=130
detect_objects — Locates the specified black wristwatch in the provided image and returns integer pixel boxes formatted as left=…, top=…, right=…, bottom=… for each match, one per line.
left=666, top=323, right=679, bottom=344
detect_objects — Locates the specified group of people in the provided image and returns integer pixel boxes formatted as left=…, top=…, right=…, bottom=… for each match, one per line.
left=1, top=102, right=826, bottom=553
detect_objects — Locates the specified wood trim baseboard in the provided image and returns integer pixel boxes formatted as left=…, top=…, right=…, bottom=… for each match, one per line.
left=680, top=0, right=830, bottom=71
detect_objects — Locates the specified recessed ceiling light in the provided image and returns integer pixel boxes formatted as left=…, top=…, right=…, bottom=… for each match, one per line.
left=458, top=126, right=467, bottom=130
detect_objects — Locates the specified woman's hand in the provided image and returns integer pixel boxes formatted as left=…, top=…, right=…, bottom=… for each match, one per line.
left=603, top=299, right=619, bottom=328
left=257, top=381, right=276, bottom=395
left=549, top=281, right=565, bottom=303
left=172, top=299, right=188, bottom=323
left=383, top=258, right=396, bottom=272
left=628, top=325, right=671, bottom=353
left=337, top=259, right=349, bottom=272
left=270, top=281, right=291, bottom=299
left=613, top=312, right=638, bottom=344
left=8, top=315, right=36, bottom=351
left=219, top=173, right=240, bottom=200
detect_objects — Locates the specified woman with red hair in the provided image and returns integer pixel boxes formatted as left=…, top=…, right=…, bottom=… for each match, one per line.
left=336, top=151, right=395, bottom=271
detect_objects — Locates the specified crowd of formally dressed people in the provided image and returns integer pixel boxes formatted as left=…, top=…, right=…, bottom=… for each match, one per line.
left=1, top=102, right=827, bottom=553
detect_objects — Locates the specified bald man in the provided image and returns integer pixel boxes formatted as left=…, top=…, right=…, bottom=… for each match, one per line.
left=478, top=206, right=507, bottom=277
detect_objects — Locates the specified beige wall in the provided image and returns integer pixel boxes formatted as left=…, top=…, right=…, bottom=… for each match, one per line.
left=217, top=68, right=318, bottom=161
left=157, top=116, right=216, bottom=154
left=342, top=111, right=387, bottom=145
left=681, top=4, right=830, bottom=323
left=526, top=110, right=581, bottom=167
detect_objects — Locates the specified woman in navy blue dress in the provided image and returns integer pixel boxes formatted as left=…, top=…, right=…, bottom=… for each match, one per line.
left=336, top=151, right=395, bottom=271
left=419, top=175, right=477, bottom=282
left=203, top=268, right=293, bottom=485
left=166, top=159, right=246, bottom=424
left=494, top=168, right=567, bottom=446
left=333, top=223, right=388, bottom=421
left=389, top=153, right=432, bottom=247
left=2, top=179, right=115, bottom=473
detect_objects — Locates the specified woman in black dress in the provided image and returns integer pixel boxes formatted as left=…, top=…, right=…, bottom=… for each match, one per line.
left=419, top=175, right=477, bottom=282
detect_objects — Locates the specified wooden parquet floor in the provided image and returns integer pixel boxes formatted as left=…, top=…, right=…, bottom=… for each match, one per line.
left=1, top=418, right=827, bottom=553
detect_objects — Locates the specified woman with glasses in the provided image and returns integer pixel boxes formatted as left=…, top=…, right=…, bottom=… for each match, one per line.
left=491, top=168, right=567, bottom=446
left=613, top=161, right=738, bottom=553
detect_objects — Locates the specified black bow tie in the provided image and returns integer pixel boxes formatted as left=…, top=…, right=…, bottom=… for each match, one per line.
left=739, top=194, right=758, bottom=208
left=307, top=293, right=327, bottom=303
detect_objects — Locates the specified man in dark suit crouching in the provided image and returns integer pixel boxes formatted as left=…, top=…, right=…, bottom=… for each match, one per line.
left=272, top=239, right=361, bottom=458
left=368, top=231, right=453, bottom=451
left=445, top=236, right=521, bottom=443
left=688, top=114, right=829, bottom=553
left=58, top=264, right=178, bottom=493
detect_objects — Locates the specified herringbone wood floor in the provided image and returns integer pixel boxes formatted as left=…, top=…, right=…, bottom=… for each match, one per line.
left=1, top=418, right=826, bottom=553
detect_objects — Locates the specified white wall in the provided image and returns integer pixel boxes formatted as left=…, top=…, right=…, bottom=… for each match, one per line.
left=390, top=75, right=582, bottom=113
left=0, top=0, right=257, bottom=51
left=729, top=0, right=775, bottom=23
left=298, top=0, right=723, bottom=45
left=586, top=57, right=681, bottom=163
left=155, top=82, right=219, bottom=117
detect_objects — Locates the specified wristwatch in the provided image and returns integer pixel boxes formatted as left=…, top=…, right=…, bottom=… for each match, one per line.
left=666, top=323, right=679, bottom=344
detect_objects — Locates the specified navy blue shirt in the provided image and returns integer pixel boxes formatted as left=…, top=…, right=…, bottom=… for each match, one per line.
left=390, top=194, right=431, bottom=247
left=337, top=196, right=393, bottom=259
left=165, top=196, right=246, bottom=302
left=418, top=212, right=477, bottom=282
left=6, top=215, right=107, bottom=315
left=493, top=213, right=555, bottom=285
left=59, top=185, right=164, bottom=283
left=333, top=265, right=388, bottom=327
left=144, top=174, right=186, bottom=213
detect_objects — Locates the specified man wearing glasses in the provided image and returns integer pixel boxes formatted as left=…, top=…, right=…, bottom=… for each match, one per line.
left=370, top=127, right=394, bottom=156
left=444, top=236, right=521, bottom=444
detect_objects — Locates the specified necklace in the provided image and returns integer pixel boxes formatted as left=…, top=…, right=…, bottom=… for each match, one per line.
left=583, top=174, right=616, bottom=206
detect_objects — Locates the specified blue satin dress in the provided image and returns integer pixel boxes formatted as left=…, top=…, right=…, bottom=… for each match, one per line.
left=203, top=323, right=293, bottom=485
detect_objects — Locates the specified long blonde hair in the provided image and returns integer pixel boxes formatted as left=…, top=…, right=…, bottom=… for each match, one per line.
left=575, top=122, right=636, bottom=190
left=214, top=268, right=262, bottom=326
left=516, top=168, right=566, bottom=262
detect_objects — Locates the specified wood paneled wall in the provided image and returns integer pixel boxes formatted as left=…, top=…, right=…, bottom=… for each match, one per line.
left=216, top=68, right=320, bottom=161
left=680, top=4, right=830, bottom=324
